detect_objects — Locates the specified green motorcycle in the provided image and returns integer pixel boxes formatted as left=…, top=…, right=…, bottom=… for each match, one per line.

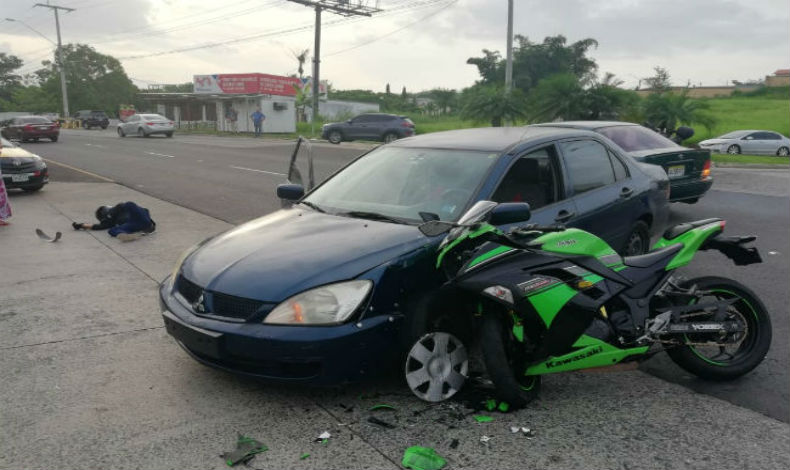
left=409, top=200, right=771, bottom=406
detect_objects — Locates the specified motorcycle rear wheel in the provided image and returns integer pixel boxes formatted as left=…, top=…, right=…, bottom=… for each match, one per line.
left=666, top=276, right=772, bottom=381
left=480, top=314, right=541, bottom=408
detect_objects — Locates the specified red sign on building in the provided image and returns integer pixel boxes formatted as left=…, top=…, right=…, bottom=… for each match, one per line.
left=193, top=73, right=302, bottom=96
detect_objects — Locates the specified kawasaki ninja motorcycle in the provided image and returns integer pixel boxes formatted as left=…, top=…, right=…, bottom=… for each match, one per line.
left=406, top=201, right=771, bottom=406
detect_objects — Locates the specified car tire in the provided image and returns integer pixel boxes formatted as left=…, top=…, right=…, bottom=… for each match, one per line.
left=101, top=125, right=108, bottom=130
left=383, top=132, right=398, bottom=144
left=776, top=146, right=789, bottom=156
left=727, top=144, right=741, bottom=155
left=22, top=184, right=44, bottom=192
left=118, top=127, right=125, bottom=137
left=137, top=128, right=147, bottom=138
left=680, top=197, right=699, bottom=204
left=50, top=135, right=58, bottom=142
left=166, top=132, right=173, bottom=138
left=621, top=220, right=650, bottom=256
left=32, top=137, right=39, bottom=142
left=327, top=130, right=343, bottom=144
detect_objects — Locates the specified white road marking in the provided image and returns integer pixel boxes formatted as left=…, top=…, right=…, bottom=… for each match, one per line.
left=230, top=165, right=286, bottom=176
left=144, top=151, right=175, bottom=158
left=84, top=143, right=105, bottom=148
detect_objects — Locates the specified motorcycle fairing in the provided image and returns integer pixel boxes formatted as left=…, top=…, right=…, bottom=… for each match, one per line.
left=525, top=335, right=649, bottom=375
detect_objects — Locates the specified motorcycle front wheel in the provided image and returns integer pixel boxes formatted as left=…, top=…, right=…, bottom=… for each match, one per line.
left=480, top=314, right=541, bottom=408
left=666, top=276, right=772, bottom=381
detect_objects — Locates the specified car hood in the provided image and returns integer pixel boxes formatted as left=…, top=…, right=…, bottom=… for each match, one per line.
left=699, top=139, right=729, bottom=145
left=0, top=147, right=39, bottom=159
left=181, top=208, right=428, bottom=301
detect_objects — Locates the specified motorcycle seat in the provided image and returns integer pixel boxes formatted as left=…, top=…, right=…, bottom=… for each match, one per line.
left=663, top=218, right=722, bottom=240
left=622, top=244, right=683, bottom=269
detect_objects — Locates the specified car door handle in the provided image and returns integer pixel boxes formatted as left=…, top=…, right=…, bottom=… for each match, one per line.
left=620, top=187, right=634, bottom=198
left=555, top=210, right=575, bottom=222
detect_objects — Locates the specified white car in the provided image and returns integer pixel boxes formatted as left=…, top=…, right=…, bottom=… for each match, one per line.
left=699, top=130, right=790, bottom=156
left=117, top=114, right=175, bottom=138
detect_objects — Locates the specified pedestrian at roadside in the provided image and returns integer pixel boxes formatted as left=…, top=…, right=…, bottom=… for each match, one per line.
left=251, top=107, right=266, bottom=137
left=72, top=201, right=156, bottom=241
left=226, top=106, right=239, bottom=133
left=0, top=139, right=12, bottom=226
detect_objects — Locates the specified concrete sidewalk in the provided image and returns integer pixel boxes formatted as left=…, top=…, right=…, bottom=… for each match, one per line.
left=1, top=183, right=788, bottom=470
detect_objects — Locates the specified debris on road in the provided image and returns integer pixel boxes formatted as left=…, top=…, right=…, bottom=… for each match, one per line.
left=367, top=416, right=397, bottom=429
left=35, top=228, right=61, bottom=243
left=220, top=433, right=268, bottom=467
left=449, top=439, right=459, bottom=449
left=510, top=427, right=536, bottom=438
left=479, top=435, right=492, bottom=444
left=402, top=446, right=447, bottom=470
left=473, top=415, right=493, bottom=423
left=300, top=453, right=310, bottom=460
left=315, top=431, right=331, bottom=444
left=369, top=404, right=396, bottom=412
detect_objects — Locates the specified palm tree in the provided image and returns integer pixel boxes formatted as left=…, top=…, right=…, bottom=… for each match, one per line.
left=644, top=90, right=716, bottom=132
left=461, top=85, right=527, bottom=127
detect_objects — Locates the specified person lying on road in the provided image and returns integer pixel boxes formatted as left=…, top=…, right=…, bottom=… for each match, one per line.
left=72, top=201, right=156, bottom=241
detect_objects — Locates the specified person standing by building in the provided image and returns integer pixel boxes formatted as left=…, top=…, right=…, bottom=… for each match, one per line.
left=250, top=107, right=266, bottom=137
left=226, top=106, right=238, bottom=133
left=0, top=139, right=12, bottom=226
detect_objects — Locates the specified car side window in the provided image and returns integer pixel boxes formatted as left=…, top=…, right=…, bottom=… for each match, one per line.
left=763, top=132, right=781, bottom=140
left=744, top=133, right=759, bottom=140
left=353, top=115, right=371, bottom=124
left=491, top=146, right=559, bottom=210
left=560, top=140, right=616, bottom=195
left=609, top=151, right=629, bottom=181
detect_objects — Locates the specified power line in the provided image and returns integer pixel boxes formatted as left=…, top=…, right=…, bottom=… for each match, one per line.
left=325, top=0, right=457, bottom=57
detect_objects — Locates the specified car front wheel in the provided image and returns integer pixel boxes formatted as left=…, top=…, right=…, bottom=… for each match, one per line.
left=137, top=128, right=147, bottom=138
left=118, top=127, right=126, bottom=137
left=776, top=146, right=789, bottom=156
left=327, top=130, right=342, bottom=144
left=727, top=144, right=741, bottom=155
left=383, top=132, right=398, bottom=143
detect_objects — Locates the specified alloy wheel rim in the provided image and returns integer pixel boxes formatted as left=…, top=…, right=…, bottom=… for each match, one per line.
left=405, top=332, right=468, bottom=402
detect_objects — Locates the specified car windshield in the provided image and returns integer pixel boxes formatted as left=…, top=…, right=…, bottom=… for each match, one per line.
left=304, top=146, right=500, bottom=222
left=718, top=131, right=750, bottom=139
left=597, top=125, right=680, bottom=152
left=141, top=114, right=168, bottom=121
left=20, top=117, right=51, bottom=124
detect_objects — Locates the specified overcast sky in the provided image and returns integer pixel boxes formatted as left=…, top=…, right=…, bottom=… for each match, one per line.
left=2, top=0, right=788, bottom=92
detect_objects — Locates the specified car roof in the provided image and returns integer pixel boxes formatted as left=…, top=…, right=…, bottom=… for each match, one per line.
left=532, top=121, right=640, bottom=130
left=391, top=126, right=599, bottom=152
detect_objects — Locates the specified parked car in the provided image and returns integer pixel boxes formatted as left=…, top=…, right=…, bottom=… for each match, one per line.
left=535, top=121, right=713, bottom=204
left=0, top=137, right=49, bottom=192
left=699, top=130, right=790, bottom=156
left=0, top=116, right=60, bottom=142
left=73, top=110, right=109, bottom=129
left=159, top=126, right=670, bottom=386
left=117, top=113, right=175, bottom=138
left=321, top=113, right=415, bottom=144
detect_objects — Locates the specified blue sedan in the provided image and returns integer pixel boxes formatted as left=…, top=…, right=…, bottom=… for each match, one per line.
left=159, top=126, right=670, bottom=385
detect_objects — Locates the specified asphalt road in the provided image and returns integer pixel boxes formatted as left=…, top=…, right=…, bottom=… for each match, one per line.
left=21, top=128, right=790, bottom=422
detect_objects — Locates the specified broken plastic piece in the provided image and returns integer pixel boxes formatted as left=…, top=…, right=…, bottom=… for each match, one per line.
left=524, top=428, right=536, bottom=438
left=315, top=431, right=331, bottom=443
left=367, top=416, right=396, bottom=429
left=485, top=399, right=497, bottom=411
left=402, top=446, right=447, bottom=470
left=300, top=453, right=310, bottom=460
left=369, top=404, right=397, bottom=411
left=479, top=435, right=492, bottom=444
left=510, top=426, right=520, bottom=434
left=450, top=439, right=459, bottom=449
left=221, top=433, right=268, bottom=467
left=35, top=229, right=62, bottom=243
left=497, top=402, right=510, bottom=413
left=473, top=415, right=493, bottom=423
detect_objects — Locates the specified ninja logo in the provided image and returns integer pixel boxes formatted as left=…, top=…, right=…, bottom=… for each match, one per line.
left=544, top=346, right=603, bottom=369
left=556, top=239, right=577, bottom=247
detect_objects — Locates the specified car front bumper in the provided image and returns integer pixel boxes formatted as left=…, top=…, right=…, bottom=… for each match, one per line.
left=159, top=279, right=402, bottom=385
left=669, top=178, right=713, bottom=202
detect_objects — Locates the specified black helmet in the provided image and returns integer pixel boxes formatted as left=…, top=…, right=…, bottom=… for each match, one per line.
left=95, top=205, right=112, bottom=220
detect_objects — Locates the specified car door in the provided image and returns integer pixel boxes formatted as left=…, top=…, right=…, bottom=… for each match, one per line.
left=488, top=144, right=577, bottom=230
left=761, top=132, right=784, bottom=154
left=124, top=114, right=139, bottom=132
left=557, top=139, right=639, bottom=250
left=347, top=115, right=374, bottom=140
left=740, top=132, right=766, bottom=154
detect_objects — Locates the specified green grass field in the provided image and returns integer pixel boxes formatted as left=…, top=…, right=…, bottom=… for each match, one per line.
left=711, top=154, right=789, bottom=165
left=688, top=96, right=790, bottom=144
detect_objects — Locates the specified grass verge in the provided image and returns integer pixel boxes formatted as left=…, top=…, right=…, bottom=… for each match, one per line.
left=711, top=154, right=790, bottom=165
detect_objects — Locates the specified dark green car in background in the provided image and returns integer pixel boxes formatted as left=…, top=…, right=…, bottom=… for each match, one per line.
left=536, top=121, right=713, bottom=203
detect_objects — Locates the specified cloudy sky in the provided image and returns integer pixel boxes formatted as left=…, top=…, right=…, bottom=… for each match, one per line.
left=2, top=0, right=788, bottom=92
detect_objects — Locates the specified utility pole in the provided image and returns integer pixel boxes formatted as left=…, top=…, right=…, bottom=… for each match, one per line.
left=286, top=1, right=381, bottom=135
left=505, top=0, right=514, bottom=93
left=35, top=2, right=74, bottom=118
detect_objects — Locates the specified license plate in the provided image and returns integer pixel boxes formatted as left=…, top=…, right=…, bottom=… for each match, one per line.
left=11, top=173, right=31, bottom=182
left=666, top=165, right=685, bottom=178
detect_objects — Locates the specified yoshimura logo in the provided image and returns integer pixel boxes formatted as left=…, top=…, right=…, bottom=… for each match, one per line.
left=544, top=346, right=603, bottom=369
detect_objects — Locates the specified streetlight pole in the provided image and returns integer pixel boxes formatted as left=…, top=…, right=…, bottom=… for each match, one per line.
left=505, top=0, right=514, bottom=93
left=34, top=3, right=74, bottom=118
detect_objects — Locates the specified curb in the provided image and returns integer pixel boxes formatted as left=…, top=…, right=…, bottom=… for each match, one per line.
left=712, top=163, right=790, bottom=169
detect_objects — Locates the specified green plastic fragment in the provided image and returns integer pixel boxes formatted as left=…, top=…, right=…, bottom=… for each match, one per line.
left=473, top=415, right=494, bottom=423
left=484, top=399, right=497, bottom=411
left=402, top=446, right=447, bottom=470
left=497, top=402, right=510, bottom=413
left=300, top=453, right=310, bottom=460
left=322, top=439, right=328, bottom=445
left=369, top=404, right=396, bottom=411
left=221, top=434, right=268, bottom=467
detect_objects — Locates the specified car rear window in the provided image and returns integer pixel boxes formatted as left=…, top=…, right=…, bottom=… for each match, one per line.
left=596, top=125, right=680, bottom=152
left=20, top=117, right=51, bottom=124
left=141, top=114, right=168, bottom=121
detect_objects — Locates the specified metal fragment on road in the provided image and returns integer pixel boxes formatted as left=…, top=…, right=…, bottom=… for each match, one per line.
left=35, top=229, right=62, bottom=243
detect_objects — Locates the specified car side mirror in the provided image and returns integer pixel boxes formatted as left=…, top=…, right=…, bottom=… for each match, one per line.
left=489, top=202, right=531, bottom=225
left=276, top=184, right=304, bottom=201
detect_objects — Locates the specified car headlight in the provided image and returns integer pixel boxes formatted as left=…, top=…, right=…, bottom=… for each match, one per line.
left=264, top=280, right=372, bottom=325
left=168, top=242, right=203, bottom=290
left=33, top=158, right=46, bottom=169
